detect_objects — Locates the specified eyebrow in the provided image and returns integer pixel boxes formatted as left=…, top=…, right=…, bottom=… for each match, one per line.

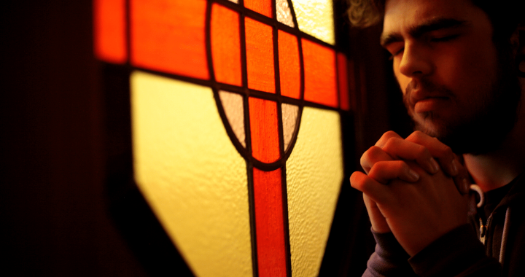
left=380, top=18, right=468, bottom=48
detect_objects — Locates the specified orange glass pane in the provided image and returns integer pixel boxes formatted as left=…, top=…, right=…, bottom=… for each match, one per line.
left=244, top=0, right=273, bottom=18
left=94, top=0, right=127, bottom=63
left=211, top=4, right=242, bottom=86
left=131, top=0, right=209, bottom=79
left=245, top=18, right=275, bottom=93
left=337, top=52, right=350, bottom=111
left=302, top=39, right=338, bottom=108
left=278, top=31, right=300, bottom=99
left=253, top=168, right=287, bottom=277
left=249, top=98, right=280, bottom=163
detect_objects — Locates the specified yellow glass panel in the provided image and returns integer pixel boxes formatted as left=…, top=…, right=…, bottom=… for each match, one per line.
left=286, top=107, right=343, bottom=277
left=131, top=71, right=252, bottom=277
left=290, top=0, right=335, bottom=45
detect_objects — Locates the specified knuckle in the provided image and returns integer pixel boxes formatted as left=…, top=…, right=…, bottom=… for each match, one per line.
left=359, top=154, right=368, bottom=168
left=407, top=130, right=424, bottom=141
left=350, top=172, right=373, bottom=192
left=384, top=130, right=398, bottom=138
left=367, top=166, right=379, bottom=180
left=395, top=160, right=408, bottom=171
left=392, top=161, right=410, bottom=176
left=350, top=172, right=362, bottom=189
left=434, top=143, right=453, bottom=159
left=368, top=163, right=386, bottom=180
left=442, top=145, right=454, bottom=157
left=412, top=130, right=424, bottom=138
left=383, top=137, right=399, bottom=152
left=377, top=131, right=400, bottom=147
left=369, top=145, right=383, bottom=155
left=361, top=146, right=379, bottom=167
left=416, top=145, right=431, bottom=159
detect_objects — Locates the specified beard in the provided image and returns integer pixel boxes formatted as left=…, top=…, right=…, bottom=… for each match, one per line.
left=403, top=53, right=521, bottom=155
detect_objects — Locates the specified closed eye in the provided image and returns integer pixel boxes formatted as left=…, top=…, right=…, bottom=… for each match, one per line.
left=430, top=34, right=459, bottom=42
left=388, top=47, right=404, bottom=60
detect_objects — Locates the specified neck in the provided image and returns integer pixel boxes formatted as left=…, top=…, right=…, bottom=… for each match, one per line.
left=464, top=83, right=525, bottom=192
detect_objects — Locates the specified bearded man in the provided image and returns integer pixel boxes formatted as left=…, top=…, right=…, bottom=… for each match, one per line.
left=348, top=0, right=525, bottom=276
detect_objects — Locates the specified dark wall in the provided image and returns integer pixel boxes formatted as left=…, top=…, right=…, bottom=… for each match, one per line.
left=0, top=1, right=149, bottom=276
left=0, top=0, right=411, bottom=276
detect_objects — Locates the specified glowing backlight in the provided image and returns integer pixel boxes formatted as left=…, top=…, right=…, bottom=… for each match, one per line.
left=244, top=0, right=273, bottom=18
left=131, top=0, right=209, bottom=79
left=278, top=30, right=301, bottom=99
left=245, top=17, right=275, bottom=93
left=94, top=0, right=127, bottom=63
left=253, top=168, right=287, bottom=277
left=302, top=39, right=338, bottom=108
left=249, top=97, right=280, bottom=163
left=212, top=4, right=242, bottom=86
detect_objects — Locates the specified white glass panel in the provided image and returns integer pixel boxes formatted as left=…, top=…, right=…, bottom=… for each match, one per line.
left=220, top=91, right=246, bottom=148
left=277, top=0, right=295, bottom=27
left=282, top=103, right=299, bottom=151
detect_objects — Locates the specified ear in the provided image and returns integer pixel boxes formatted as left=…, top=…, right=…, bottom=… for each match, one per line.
left=511, top=26, right=525, bottom=77
left=510, top=25, right=525, bottom=57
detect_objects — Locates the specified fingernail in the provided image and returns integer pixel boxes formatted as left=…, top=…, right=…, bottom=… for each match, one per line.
left=462, top=178, right=470, bottom=194
left=429, top=158, right=439, bottom=173
left=450, top=158, right=459, bottom=176
left=408, top=169, right=420, bottom=182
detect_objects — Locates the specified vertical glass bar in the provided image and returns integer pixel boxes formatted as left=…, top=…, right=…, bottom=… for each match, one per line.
left=211, top=4, right=242, bottom=86
left=245, top=18, right=275, bottom=93
left=253, top=167, right=287, bottom=277
left=249, top=97, right=280, bottom=163
left=278, top=30, right=301, bottom=99
left=337, top=53, right=350, bottom=111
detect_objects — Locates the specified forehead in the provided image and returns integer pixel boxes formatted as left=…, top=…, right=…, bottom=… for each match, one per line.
left=383, top=0, right=479, bottom=34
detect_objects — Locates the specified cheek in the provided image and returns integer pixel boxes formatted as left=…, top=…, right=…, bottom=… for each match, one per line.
left=437, top=44, right=498, bottom=99
left=393, top=63, right=410, bottom=94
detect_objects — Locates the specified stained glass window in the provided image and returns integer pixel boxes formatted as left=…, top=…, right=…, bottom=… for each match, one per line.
left=94, top=0, right=352, bottom=276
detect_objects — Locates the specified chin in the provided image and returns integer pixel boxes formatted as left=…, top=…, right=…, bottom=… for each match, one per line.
left=412, top=112, right=449, bottom=137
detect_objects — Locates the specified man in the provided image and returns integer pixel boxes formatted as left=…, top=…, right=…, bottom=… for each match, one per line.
left=348, top=0, right=525, bottom=275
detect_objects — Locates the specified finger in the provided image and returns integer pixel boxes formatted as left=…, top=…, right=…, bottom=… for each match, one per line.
left=360, top=146, right=393, bottom=174
left=406, top=131, right=459, bottom=176
left=454, top=175, right=471, bottom=195
left=368, top=160, right=420, bottom=184
left=382, top=137, right=440, bottom=174
left=350, top=171, right=390, bottom=204
left=363, top=194, right=390, bottom=233
left=375, top=131, right=403, bottom=148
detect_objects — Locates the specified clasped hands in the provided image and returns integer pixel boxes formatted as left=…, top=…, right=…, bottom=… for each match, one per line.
left=350, top=131, right=470, bottom=256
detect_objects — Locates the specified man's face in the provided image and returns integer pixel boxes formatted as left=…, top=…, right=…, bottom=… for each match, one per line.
left=382, top=0, right=520, bottom=154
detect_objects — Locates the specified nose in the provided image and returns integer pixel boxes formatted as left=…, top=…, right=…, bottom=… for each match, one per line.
left=398, top=42, right=432, bottom=77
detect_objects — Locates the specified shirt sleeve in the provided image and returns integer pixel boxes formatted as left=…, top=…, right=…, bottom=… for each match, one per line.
left=408, top=224, right=502, bottom=277
left=363, top=229, right=418, bottom=277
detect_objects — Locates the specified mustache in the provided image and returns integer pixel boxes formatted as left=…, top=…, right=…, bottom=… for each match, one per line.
left=403, top=79, right=454, bottom=107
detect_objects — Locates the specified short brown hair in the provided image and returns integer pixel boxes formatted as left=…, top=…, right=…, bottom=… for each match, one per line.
left=347, top=0, right=525, bottom=39
left=347, top=0, right=383, bottom=28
